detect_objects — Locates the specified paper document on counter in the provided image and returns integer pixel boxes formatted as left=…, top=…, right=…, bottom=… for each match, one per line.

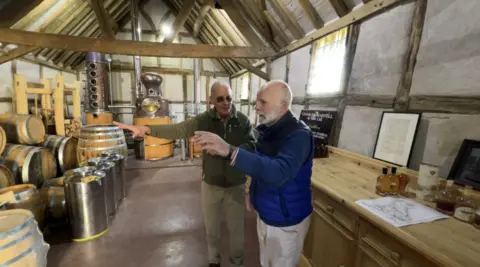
left=355, top=197, right=449, bottom=227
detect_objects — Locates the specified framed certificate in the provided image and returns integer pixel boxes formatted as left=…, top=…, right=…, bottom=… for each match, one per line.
left=373, top=112, right=421, bottom=166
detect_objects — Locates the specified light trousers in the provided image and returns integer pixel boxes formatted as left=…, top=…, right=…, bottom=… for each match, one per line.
left=257, top=214, right=311, bottom=267
left=201, top=181, right=245, bottom=266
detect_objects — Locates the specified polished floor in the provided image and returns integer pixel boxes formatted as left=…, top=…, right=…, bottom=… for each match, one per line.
left=45, top=153, right=261, bottom=267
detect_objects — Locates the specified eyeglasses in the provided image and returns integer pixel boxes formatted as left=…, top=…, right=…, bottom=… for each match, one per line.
left=216, top=95, right=232, bottom=103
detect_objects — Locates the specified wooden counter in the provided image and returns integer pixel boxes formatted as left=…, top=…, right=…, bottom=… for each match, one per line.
left=300, top=147, right=480, bottom=267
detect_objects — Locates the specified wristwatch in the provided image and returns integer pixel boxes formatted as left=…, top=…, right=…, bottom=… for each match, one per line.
left=227, top=145, right=236, bottom=159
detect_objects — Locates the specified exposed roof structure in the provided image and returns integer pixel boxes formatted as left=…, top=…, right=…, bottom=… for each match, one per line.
left=0, top=0, right=384, bottom=76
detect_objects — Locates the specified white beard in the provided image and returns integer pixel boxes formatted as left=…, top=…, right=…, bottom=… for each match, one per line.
left=257, top=110, right=280, bottom=125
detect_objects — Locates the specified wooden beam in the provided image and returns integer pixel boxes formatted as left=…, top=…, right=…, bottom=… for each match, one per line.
left=271, top=0, right=405, bottom=60
left=409, top=96, right=480, bottom=114
left=0, top=0, right=44, bottom=28
left=89, top=0, right=117, bottom=39
left=346, top=94, right=395, bottom=108
left=216, top=0, right=266, bottom=47
left=0, top=45, right=39, bottom=64
left=394, top=0, right=427, bottom=111
left=328, top=0, right=350, bottom=17
left=111, top=63, right=230, bottom=77
left=298, top=0, right=324, bottom=29
left=269, top=0, right=305, bottom=40
left=164, top=0, right=196, bottom=43
left=139, top=3, right=158, bottom=32
left=0, top=28, right=274, bottom=59
left=193, top=0, right=214, bottom=37
left=233, top=59, right=269, bottom=81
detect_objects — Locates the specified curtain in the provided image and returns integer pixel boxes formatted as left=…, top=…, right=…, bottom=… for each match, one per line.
left=307, top=27, right=348, bottom=95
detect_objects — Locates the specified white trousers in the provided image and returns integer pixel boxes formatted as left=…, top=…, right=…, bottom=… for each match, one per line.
left=257, top=214, right=311, bottom=267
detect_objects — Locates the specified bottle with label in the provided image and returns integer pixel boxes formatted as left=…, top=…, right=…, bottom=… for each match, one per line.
left=397, top=172, right=410, bottom=195
left=435, top=180, right=461, bottom=216
left=454, top=186, right=477, bottom=223
left=388, top=167, right=400, bottom=195
left=375, top=167, right=390, bottom=196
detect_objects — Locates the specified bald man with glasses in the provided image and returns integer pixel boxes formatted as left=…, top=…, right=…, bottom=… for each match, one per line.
left=114, top=81, right=255, bottom=267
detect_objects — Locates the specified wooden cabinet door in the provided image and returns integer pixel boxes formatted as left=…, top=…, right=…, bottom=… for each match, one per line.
left=311, top=209, right=355, bottom=267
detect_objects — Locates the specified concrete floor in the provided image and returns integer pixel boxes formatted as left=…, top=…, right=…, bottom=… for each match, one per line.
left=45, top=152, right=261, bottom=267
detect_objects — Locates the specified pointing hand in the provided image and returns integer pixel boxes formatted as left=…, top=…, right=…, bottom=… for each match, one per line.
left=113, top=121, right=150, bottom=138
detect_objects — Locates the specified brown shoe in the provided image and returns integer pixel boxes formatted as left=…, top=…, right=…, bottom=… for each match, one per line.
left=209, top=264, right=220, bottom=267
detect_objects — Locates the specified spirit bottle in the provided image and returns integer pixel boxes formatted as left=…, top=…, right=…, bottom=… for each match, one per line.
left=435, top=180, right=461, bottom=216
left=388, top=167, right=400, bottom=195
left=375, top=167, right=389, bottom=196
left=454, top=186, right=477, bottom=223
left=376, top=167, right=399, bottom=196
left=397, top=172, right=410, bottom=195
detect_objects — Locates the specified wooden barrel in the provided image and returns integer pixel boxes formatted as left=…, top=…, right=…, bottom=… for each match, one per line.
left=0, top=209, right=50, bottom=267
left=0, top=164, right=14, bottom=189
left=86, top=112, right=113, bottom=125
left=0, top=126, right=6, bottom=155
left=40, top=135, right=78, bottom=174
left=40, top=186, right=66, bottom=219
left=77, top=125, right=128, bottom=166
left=0, top=185, right=46, bottom=229
left=0, top=184, right=37, bottom=202
left=0, top=114, right=45, bottom=145
left=41, top=176, right=65, bottom=188
left=134, top=117, right=173, bottom=160
left=0, top=144, right=57, bottom=186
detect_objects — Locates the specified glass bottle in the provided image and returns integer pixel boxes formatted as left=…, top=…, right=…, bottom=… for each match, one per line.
left=388, top=167, right=400, bottom=195
left=397, top=172, right=410, bottom=195
left=375, top=167, right=389, bottom=196
left=435, top=180, right=461, bottom=216
left=453, top=186, right=477, bottom=223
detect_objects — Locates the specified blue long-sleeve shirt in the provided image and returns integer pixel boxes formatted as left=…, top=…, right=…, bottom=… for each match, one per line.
left=231, top=129, right=312, bottom=188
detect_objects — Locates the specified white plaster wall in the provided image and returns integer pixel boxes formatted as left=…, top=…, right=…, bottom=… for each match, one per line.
left=338, top=106, right=391, bottom=157
left=409, top=113, right=480, bottom=177
left=288, top=45, right=310, bottom=98
left=271, top=56, right=287, bottom=81
left=410, top=0, right=480, bottom=96
left=348, top=2, right=415, bottom=96
left=0, top=62, right=13, bottom=100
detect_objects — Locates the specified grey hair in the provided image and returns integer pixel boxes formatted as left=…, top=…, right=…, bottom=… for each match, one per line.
left=259, top=80, right=293, bottom=108
left=210, top=80, right=232, bottom=96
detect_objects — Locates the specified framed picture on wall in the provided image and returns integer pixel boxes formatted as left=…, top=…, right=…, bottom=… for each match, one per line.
left=373, top=112, right=421, bottom=167
left=448, top=139, right=480, bottom=189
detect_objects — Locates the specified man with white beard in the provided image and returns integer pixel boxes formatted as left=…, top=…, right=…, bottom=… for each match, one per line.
left=193, top=80, right=314, bottom=267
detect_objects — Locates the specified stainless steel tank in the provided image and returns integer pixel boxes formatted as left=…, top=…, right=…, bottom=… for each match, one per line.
left=100, top=151, right=126, bottom=204
left=87, top=158, right=117, bottom=219
left=64, top=166, right=108, bottom=242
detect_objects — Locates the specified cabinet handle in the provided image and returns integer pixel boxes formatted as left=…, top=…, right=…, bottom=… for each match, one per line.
left=326, top=205, right=334, bottom=213
left=390, top=251, right=401, bottom=262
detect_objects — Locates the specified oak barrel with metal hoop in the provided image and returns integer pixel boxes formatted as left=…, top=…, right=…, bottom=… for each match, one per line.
left=0, top=125, right=6, bottom=155
left=0, top=114, right=45, bottom=145
left=76, top=125, right=128, bottom=166
left=0, top=209, right=50, bottom=267
left=133, top=117, right=173, bottom=160
left=0, top=144, right=57, bottom=186
left=40, top=135, right=78, bottom=174
left=0, top=184, right=46, bottom=229
left=0, top=164, right=15, bottom=189
left=40, top=186, right=66, bottom=220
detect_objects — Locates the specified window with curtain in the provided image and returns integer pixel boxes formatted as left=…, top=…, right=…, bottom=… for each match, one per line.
left=240, top=72, right=250, bottom=100
left=307, top=27, right=348, bottom=95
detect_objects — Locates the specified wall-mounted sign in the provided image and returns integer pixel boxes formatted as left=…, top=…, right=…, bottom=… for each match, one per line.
left=299, top=110, right=337, bottom=158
